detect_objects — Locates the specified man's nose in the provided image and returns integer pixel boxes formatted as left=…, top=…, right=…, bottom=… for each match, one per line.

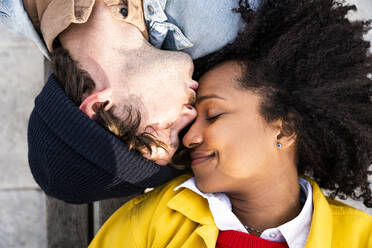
left=183, top=118, right=203, bottom=149
left=182, top=104, right=197, bottom=123
left=172, top=104, right=197, bottom=137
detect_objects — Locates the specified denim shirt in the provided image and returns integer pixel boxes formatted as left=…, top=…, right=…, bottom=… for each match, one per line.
left=144, top=0, right=263, bottom=59
left=0, top=0, right=49, bottom=58
left=0, top=0, right=262, bottom=59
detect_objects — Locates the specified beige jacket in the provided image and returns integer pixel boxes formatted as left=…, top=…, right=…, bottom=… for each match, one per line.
left=22, top=0, right=148, bottom=52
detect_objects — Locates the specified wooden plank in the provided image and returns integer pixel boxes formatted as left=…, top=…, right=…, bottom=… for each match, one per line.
left=98, top=195, right=140, bottom=227
left=46, top=197, right=92, bottom=248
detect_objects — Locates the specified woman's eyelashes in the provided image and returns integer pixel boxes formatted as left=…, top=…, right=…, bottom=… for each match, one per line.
left=206, top=113, right=223, bottom=122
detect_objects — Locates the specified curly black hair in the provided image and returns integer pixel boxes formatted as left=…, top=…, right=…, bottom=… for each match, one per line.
left=194, top=0, right=372, bottom=207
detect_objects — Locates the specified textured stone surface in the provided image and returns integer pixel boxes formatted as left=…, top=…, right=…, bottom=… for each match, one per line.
left=344, top=198, right=371, bottom=214
left=0, top=26, right=44, bottom=189
left=348, top=0, right=372, bottom=20
left=0, top=25, right=35, bottom=48
left=0, top=189, right=46, bottom=248
left=0, top=20, right=46, bottom=248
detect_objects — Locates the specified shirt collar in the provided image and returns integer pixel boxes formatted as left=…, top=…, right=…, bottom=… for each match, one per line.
left=174, top=177, right=247, bottom=233
left=175, top=177, right=314, bottom=248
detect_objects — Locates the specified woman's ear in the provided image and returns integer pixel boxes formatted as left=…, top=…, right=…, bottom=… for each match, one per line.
left=276, top=113, right=299, bottom=149
left=277, top=130, right=296, bottom=149
left=79, top=88, right=113, bottom=119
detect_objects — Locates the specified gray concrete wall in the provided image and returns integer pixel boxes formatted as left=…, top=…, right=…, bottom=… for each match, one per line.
left=0, top=1, right=371, bottom=247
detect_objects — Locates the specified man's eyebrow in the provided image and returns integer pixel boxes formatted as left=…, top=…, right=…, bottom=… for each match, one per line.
left=196, top=94, right=226, bottom=104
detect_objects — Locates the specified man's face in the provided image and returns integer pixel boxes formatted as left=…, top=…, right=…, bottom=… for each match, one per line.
left=61, top=0, right=198, bottom=165
left=114, top=46, right=198, bottom=165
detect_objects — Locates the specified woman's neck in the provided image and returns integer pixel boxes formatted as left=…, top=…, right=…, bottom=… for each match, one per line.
left=228, top=173, right=302, bottom=236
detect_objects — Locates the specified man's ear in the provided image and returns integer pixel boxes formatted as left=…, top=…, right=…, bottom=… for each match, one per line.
left=79, top=88, right=113, bottom=119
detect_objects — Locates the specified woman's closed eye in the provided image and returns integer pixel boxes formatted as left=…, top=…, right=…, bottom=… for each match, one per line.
left=206, top=113, right=224, bottom=122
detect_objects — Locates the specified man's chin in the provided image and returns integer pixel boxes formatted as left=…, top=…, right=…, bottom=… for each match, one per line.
left=142, top=146, right=176, bottom=166
left=152, top=158, right=171, bottom=166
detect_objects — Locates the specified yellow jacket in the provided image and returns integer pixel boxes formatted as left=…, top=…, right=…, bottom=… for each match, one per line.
left=89, top=174, right=372, bottom=248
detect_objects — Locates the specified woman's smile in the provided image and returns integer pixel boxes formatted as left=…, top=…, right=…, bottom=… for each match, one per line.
left=190, top=151, right=216, bottom=166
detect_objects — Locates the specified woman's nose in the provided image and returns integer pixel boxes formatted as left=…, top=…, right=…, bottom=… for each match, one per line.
left=183, top=120, right=203, bottom=149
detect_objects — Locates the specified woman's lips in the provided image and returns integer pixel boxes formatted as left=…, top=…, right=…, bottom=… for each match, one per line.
left=190, top=153, right=215, bottom=166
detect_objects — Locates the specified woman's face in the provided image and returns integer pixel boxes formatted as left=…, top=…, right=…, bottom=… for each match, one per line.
left=183, top=61, right=286, bottom=193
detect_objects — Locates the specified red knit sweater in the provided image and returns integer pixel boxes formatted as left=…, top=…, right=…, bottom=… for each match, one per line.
left=216, top=230, right=289, bottom=248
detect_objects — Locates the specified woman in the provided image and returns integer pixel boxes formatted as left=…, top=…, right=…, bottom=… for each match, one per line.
left=89, top=0, right=372, bottom=247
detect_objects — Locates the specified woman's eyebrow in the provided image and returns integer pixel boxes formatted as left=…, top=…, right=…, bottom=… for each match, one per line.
left=196, top=94, right=226, bottom=104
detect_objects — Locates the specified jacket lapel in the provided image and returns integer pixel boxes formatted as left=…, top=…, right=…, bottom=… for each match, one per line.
left=195, top=225, right=220, bottom=248
left=305, top=178, right=333, bottom=248
left=167, top=188, right=219, bottom=248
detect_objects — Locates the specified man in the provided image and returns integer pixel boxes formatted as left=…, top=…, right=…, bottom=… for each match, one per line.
left=0, top=0, right=261, bottom=203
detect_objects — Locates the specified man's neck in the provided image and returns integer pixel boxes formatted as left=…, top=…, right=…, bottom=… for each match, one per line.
left=57, top=0, right=149, bottom=90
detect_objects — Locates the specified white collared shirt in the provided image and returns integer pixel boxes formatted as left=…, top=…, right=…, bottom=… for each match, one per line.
left=174, top=177, right=313, bottom=248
